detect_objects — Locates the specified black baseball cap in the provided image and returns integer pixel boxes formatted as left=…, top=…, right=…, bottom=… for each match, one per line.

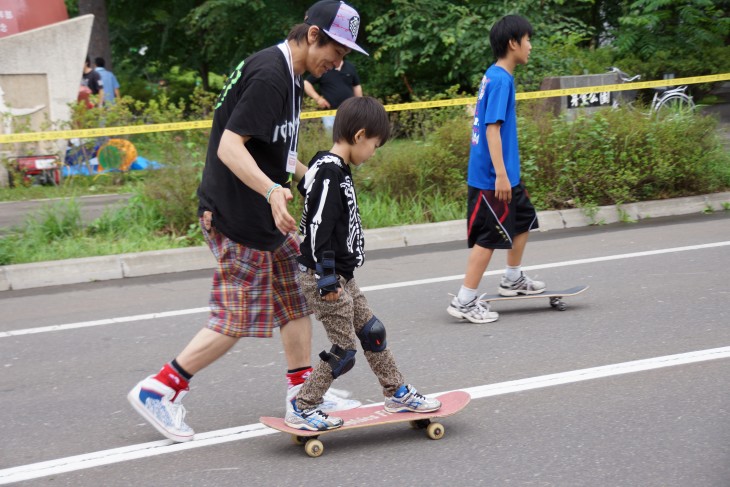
left=305, top=0, right=368, bottom=56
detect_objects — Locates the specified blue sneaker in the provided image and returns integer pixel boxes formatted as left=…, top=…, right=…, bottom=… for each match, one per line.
left=384, top=384, right=441, bottom=413
left=284, top=399, right=344, bottom=431
left=127, top=376, right=194, bottom=442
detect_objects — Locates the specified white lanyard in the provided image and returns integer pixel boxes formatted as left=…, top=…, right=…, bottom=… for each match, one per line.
left=278, top=41, right=301, bottom=175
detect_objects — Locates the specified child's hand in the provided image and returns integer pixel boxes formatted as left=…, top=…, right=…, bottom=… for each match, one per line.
left=322, top=288, right=342, bottom=302
left=495, top=174, right=512, bottom=203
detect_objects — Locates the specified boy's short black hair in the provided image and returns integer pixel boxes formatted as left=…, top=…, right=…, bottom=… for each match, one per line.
left=95, top=57, right=106, bottom=68
left=489, top=15, right=533, bottom=60
left=333, top=96, right=390, bottom=146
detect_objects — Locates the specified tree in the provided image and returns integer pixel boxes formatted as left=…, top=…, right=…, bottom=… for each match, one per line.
left=366, top=0, right=594, bottom=97
left=78, top=0, right=112, bottom=69
left=107, top=0, right=314, bottom=92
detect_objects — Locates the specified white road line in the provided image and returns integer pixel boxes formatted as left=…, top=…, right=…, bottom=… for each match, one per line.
left=0, top=308, right=209, bottom=338
left=2, top=241, right=728, bottom=339
left=2, top=346, right=728, bottom=484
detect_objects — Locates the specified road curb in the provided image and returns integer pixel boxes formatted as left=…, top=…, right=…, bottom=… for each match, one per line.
left=1, top=192, right=728, bottom=292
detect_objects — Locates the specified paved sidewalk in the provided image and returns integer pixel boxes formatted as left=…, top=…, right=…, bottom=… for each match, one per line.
left=1, top=192, right=729, bottom=292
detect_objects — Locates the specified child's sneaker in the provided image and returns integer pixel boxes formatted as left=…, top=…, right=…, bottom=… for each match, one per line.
left=127, top=376, right=194, bottom=442
left=447, top=295, right=499, bottom=323
left=384, top=384, right=441, bottom=413
left=285, top=399, right=344, bottom=431
left=286, top=384, right=361, bottom=413
left=498, top=272, right=546, bottom=296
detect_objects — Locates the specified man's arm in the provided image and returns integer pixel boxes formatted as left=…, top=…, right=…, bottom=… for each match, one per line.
left=217, top=129, right=297, bottom=234
left=304, top=79, right=330, bottom=108
left=353, top=84, right=363, bottom=97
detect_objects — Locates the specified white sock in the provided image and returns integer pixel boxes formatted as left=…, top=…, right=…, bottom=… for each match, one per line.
left=457, top=285, right=477, bottom=304
left=505, top=265, right=521, bottom=282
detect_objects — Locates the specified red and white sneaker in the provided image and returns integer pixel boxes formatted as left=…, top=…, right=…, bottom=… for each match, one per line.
left=127, top=376, right=194, bottom=442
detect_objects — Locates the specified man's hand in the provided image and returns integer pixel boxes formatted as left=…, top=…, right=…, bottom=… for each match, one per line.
left=495, top=174, right=512, bottom=203
left=317, top=96, right=331, bottom=109
left=202, top=210, right=217, bottom=237
left=268, top=187, right=297, bottom=234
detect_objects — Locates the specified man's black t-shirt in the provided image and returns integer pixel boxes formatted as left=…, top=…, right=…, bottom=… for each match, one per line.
left=306, top=60, right=360, bottom=109
left=198, top=45, right=302, bottom=251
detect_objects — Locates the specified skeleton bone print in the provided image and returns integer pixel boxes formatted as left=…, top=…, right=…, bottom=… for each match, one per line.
left=298, top=153, right=365, bottom=270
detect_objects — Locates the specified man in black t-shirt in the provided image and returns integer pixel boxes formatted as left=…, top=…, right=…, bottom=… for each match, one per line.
left=127, top=0, right=369, bottom=443
left=304, top=59, right=362, bottom=132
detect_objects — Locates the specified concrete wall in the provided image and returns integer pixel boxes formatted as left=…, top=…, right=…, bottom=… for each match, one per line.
left=0, top=14, right=94, bottom=156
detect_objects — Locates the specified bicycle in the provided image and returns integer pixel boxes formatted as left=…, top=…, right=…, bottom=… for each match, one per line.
left=607, top=67, right=696, bottom=119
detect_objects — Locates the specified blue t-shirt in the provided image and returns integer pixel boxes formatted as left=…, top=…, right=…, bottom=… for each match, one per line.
left=467, top=65, right=520, bottom=190
left=95, top=67, right=120, bottom=104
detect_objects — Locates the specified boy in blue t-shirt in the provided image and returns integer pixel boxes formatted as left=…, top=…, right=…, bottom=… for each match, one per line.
left=447, top=15, right=545, bottom=324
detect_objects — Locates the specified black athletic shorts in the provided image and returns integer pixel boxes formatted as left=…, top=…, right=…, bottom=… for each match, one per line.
left=466, top=182, right=539, bottom=249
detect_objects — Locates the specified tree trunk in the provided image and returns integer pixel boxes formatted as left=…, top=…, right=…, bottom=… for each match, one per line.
left=78, top=0, right=112, bottom=69
left=199, top=61, right=210, bottom=92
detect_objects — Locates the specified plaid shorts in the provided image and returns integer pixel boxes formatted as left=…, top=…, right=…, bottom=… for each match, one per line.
left=201, top=218, right=311, bottom=338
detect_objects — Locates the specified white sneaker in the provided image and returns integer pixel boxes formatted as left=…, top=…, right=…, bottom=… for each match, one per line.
left=499, top=272, right=546, bottom=296
left=384, top=384, right=441, bottom=413
left=286, top=384, right=362, bottom=413
left=284, top=399, right=343, bottom=431
left=127, top=376, right=194, bottom=442
left=447, top=294, right=499, bottom=323
left=321, top=389, right=362, bottom=412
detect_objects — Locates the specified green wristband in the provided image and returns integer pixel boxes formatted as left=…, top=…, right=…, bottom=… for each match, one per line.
left=265, top=183, right=282, bottom=203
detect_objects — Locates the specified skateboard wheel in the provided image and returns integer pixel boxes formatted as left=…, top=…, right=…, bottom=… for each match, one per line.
left=304, top=439, right=324, bottom=458
left=426, top=422, right=445, bottom=440
left=291, top=435, right=307, bottom=446
left=557, top=302, right=567, bottom=311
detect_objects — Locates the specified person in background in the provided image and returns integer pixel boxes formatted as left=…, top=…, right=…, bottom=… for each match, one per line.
left=94, top=57, right=120, bottom=105
left=304, top=58, right=362, bottom=133
left=81, top=56, right=104, bottom=108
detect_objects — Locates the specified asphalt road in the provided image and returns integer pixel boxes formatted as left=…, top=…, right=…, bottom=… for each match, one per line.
left=1, top=212, right=729, bottom=486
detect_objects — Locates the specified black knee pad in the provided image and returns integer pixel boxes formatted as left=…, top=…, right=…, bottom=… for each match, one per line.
left=319, top=344, right=356, bottom=379
left=357, top=316, right=387, bottom=352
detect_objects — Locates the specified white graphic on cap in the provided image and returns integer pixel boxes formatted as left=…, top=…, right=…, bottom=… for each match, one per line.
left=349, top=16, right=360, bottom=39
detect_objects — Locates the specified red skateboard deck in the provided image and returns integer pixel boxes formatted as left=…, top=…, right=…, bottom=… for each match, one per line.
left=261, top=390, right=471, bottom=457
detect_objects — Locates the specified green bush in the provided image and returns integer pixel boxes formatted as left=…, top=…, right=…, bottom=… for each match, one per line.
left=519, top=106, right=730, bottom=208
left=2, top=102, right=728, bottom=265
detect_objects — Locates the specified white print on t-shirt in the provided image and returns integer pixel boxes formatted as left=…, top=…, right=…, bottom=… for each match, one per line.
left=272, top=119, right=299, bottom=145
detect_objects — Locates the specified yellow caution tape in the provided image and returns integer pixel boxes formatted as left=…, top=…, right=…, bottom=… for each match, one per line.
left=0, top=120, right=213, bottom=144
left=3, top=73, right=728, bottom=144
